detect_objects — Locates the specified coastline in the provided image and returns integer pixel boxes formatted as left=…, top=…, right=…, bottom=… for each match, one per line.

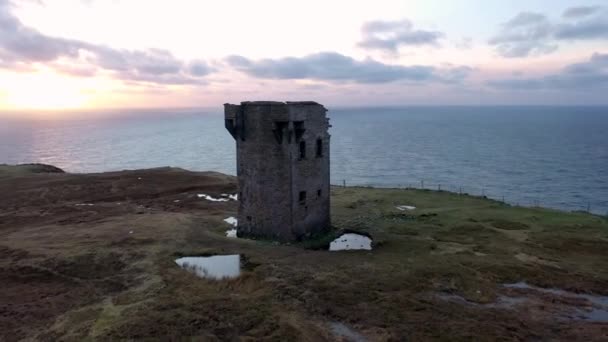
left=1, top=164, right=607, bottom=340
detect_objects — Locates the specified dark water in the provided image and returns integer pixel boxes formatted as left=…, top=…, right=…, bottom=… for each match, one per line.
left=1, top=106, right=607, bottom=214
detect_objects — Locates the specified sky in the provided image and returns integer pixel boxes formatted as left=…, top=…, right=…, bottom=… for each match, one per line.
left=0, top=0, right=607, bottom=111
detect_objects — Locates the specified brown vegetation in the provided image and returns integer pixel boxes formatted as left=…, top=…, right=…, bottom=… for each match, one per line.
left=0, top=165, right=607, bottom=341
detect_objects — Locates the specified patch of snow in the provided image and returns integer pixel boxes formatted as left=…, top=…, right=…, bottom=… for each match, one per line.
left=173, top=200, right=180, bottom=203
left=137, top=177, right=142, bottom=180
left=75, top=203, right=94, bottom=206
left=226, top=229, right=237, bottom=238
left=197, top=194, right=229, bottom=202
left=224, top=217, right=238, bottom=226
left=329, top=233, right=372, bottom=251
left=129, top=230, right=133, bottom=234
left=396, top=205, right=416, bottom=211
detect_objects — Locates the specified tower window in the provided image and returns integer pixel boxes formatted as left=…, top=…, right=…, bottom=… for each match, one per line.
left=272, top=121, right=288, bottom=144
left=294, top=121, right=305, bottom=141
left=317, top=189, right=322, bottom=198
left=316, top=138, right=323, bottom=157
left=299, top=141, right=306, bottom=159
left=299, top=191, right=307, bottom=204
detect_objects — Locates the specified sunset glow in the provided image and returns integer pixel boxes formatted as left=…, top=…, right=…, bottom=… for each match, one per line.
left=1, top=0, right=607, bottom=111
left=1, top=70, right=92, bottom=109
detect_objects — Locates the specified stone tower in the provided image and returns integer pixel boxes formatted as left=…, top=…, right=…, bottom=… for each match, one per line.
left=224, top=101, right=331, bottom=241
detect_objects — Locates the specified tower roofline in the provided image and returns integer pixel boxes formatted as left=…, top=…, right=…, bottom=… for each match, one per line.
left=224, top=101, right=322, bottom=106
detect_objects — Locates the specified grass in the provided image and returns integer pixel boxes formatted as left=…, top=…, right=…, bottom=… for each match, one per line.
left=0, top=163, right=65, bottom=176
left=2, top=169, right=607, bottom=340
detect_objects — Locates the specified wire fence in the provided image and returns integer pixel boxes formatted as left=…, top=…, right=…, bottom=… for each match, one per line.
left=332, top=179, right=608, bottom=217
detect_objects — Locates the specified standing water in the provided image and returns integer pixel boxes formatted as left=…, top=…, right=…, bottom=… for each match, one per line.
left=175, top=255, right=240, bottom=280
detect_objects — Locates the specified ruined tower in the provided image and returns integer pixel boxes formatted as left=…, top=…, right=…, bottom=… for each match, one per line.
left=224, top=101, right=330, bottom=241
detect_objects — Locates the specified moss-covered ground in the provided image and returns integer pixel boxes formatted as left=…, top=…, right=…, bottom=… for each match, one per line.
left=1, top=166, right=607, bottom=340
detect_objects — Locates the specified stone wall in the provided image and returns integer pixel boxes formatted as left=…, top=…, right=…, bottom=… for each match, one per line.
left=224, top=101, right=330, bottom=241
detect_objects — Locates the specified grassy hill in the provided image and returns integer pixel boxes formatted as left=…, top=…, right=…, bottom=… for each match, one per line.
left=1, top=165, right=606, bottom=340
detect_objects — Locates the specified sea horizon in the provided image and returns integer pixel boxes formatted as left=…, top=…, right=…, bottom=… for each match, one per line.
left=2, top=105, right=607, bottom=215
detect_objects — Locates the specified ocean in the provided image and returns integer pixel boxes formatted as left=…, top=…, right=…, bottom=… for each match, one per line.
left=1, top=106, right=607, bottom=215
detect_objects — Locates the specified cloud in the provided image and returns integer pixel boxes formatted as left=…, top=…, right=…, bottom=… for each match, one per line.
left=0, top=0, right=213, bottom=84
left=438, top=65, right=474, bottom=83
left=89, top=47, right=182, bottom=74
left=358, top=19, right=443, bottom=52
left=562, top=6, right=601, bottom=18
left=0, top=1, right=82, bottom=62
left=487, top=52, right=608, bottom=89
left=225, top=52, right=471, bottom=84
left=488, top=12, right=556, bottom=57
left=555, top=13, right=608, bottom=40
left=188, top=60, right=214, bottom=76
left=490, top=6, right=608, bottom=58
left=454, top=37, right=473, bottom=49
left=51, top=62, right=97, bottom=77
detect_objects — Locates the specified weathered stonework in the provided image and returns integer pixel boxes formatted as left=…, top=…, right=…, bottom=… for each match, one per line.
left=224, top=101, right=331, bottom=241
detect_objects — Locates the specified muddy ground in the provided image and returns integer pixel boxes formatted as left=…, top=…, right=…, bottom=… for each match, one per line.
left=0, top=164, right=607, bottom=341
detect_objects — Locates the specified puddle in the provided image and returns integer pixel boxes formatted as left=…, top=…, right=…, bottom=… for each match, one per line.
left=582, top=308, right=608, bottom=322
left=503, top=282, right=608, bottom=306
left=175, top=255, right=240, bottom=280
left=197, top=194, right=229, bottom=202
left=329, top=234, right=372, bottom=251
left=396, top=205, right=416, bottom=211
left=503, top=281, right=608, bottom=322
left=437, top=293, right=526, bottom=309
left=329, top=322, right=367, bottom=342
left=224, top=217, right=238, bottom=238
left=224, top=217, right=238, bottom=226
left=491, top=296, right=528, bottom=308
left=437, top=283, right=608, bottom=323
left=221, top=193, right=238, bottom=200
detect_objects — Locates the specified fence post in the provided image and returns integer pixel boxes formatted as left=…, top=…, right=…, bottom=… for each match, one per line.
left=421, top=180, right=424, bottom=189
left=482, top=188, right=485, bottom=197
